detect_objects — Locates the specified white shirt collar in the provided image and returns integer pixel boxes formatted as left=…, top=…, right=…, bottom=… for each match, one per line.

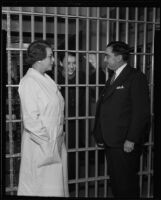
left=115, top=63, right=127, bottom=80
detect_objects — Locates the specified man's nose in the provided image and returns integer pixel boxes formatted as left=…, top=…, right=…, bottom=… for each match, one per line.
left=52, top=57, right=55, bottom=63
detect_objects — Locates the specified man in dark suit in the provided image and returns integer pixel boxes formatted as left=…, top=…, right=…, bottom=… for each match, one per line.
left=93, top=41, right=150, bottom=198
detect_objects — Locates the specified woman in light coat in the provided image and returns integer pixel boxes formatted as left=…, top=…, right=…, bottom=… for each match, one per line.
left=17, top=40, right=69, bottom=197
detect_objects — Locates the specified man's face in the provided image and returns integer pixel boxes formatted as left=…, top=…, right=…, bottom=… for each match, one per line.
left=63, top=55, right=76, bottom=76
left=104, top=46, right=120, bottom=71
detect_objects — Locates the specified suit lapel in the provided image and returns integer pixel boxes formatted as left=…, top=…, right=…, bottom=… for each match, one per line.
left=102, top=66, right=131, bottom=102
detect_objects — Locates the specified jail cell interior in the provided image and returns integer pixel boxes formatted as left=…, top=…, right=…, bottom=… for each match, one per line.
left=2, top=7, right=160, bottom=197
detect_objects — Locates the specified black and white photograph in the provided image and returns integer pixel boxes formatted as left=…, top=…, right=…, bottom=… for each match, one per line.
left=1, top=4, right=160, bottom=199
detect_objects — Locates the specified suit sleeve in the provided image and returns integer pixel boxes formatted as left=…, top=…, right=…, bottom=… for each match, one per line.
left=127, top=72, right=150, bottom=143
left=18, top=78, right=49, bottom=145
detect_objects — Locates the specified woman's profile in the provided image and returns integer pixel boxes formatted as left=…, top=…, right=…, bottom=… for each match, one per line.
left=17, top=40, right=69, bottom=197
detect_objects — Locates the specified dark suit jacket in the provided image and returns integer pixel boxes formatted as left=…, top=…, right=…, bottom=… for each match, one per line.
left=93, top=65, right=150, bottom=147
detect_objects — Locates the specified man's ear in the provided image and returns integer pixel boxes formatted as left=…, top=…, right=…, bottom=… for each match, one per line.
left=117, top=55, right=122, bottom=62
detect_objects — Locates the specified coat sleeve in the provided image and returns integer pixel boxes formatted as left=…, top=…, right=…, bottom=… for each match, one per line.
left=127, top=72, right=151, bottom=143
left=18, top=77, right=49, bottom=145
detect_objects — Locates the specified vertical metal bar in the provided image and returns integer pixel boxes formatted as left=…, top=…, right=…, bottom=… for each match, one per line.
left=19, top=8, right=24, bottom=145
left=150, top=8, right=155, bottom=116
left=7, top=10, right=11, bottom=84
left=65, top=7, right=69, bottom=128
left=143, top=8, right=150, bottom=197
left=135, top=9, right=143, bottom=196
left=86, top=8, right=89, bottom=83
left=95, top=10, right=100, bottom=194
left=139, top=153, right=143, bottom=197
left=134, top=8, right=138, bottom=69
left=125, top=7, right=129, bottom=44
left=95, top=149, right=98, bottom=197
left=63, top=8, right=70, bottom=187
left=19, top=8, right=23, bottom=49
left=96, top=8, right=99, bottom=101
left=83, top=6, right=89, bottom=190
left=85, top=7, right=90, bottom=195
left=106, top=7, right=110, bottom=81
left=86, top=7, right=90, bottom=198
left=54, top=7, right=58, bottom=83
left=142, top=8, right=147, bottom=74
left=75, top=9, right=79, bottom=152
left=43, top=7, right=46, bottom=40
left=143, top=8, right=149, bottom=197
left=93, top=7, right=100, bottom=198
left=147, top=143, right=152, bottom=198
left=146, top=7, right=156, bottom=198
left=116, top=7, right=119, bottom=40
left=65, top=7, right=69, bottom=88
left=7, top=10, right=14, bottom=195
left=104, top=152, right=107, bottom=197
left=75, top=11, right=79, bottom=194
left=85, top=72, right=89, bottom=194
left=106, top=7, right=110, bottom=44
left=19, top=7, right=23, bottom=79
left=31, top=7, right=35, bottom=42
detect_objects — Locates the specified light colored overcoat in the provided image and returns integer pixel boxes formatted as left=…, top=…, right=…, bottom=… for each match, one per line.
left=17, top=68, right=69, bottom=197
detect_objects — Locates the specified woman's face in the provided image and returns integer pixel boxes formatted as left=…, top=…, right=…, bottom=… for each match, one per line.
left=41, top=47, right=54, bottom=71
left=62, top=55, right=76, bottom=76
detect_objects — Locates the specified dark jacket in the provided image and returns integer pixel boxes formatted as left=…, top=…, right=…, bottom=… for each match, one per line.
left=57, top=69, right=86, bottom=117
left=93, top=65, right=151, bottom=147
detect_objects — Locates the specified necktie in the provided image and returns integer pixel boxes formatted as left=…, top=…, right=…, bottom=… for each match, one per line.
left=110, top=72, right=116, bottom=85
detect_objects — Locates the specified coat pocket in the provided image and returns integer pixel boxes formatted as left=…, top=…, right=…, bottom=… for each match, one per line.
left=38, top=141, right=61, bottom=168
left=37, top=135, right=64, bottom=168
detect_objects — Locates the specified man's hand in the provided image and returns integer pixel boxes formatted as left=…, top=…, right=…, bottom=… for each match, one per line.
left=123, top=140, right=134, bottom=152
left=84, top=54, right=97, bottom=69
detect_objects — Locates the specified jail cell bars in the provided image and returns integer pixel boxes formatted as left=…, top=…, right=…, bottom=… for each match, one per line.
left=2, top=7, right=159, bottom=197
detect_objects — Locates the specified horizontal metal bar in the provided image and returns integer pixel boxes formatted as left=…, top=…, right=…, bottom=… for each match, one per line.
left=6, top=153, right=21, bottom=158
left=68, top=176, right=110, bottom=184
left=2, top=9, right=159, bottom=24
left=6, top=120, right=22, bottom=123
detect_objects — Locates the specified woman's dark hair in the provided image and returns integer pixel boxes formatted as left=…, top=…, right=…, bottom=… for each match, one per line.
left=107, top=41, right=130, bottom=62
left=59, top=52, right=76, bottom=62
left=26, top=40, right=52, bottom=65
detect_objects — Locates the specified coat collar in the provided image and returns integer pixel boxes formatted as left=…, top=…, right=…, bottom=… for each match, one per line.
left=102, top=65, right=132, bottom=102
left=26, top=67, right=58, bottom=93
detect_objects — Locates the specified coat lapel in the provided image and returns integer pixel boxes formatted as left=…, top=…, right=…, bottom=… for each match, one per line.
left=27, top=68, right=58, bottom=94
left=102, top=66, right=131, bottom=102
